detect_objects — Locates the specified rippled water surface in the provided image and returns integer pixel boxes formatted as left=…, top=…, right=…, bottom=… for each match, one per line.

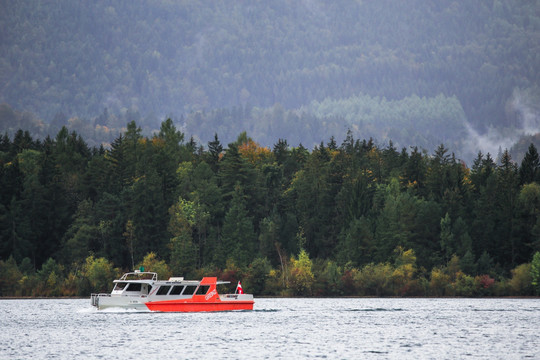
left=1, top=298, right=539, bottom=359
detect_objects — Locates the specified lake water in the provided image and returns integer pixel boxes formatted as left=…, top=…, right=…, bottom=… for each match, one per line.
left=0, top=298, right=539, bottom=359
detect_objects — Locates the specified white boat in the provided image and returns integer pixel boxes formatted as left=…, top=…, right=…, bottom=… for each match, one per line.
left=90, top=270, right=254, bottom=312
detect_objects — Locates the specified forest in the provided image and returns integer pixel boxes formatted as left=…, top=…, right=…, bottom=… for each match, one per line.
left=1, top=0, right=540, bottom=162
left=1, top=122, right=540, bottom=297
left=1, top=0, right=540, bottom=297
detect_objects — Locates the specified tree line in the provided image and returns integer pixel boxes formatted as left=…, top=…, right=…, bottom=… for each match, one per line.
left=1, top=121, right=540, bottom=297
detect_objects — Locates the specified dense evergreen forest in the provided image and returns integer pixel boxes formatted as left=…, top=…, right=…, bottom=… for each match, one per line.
left=1, top=0, right=540, bottom=162
left=1, top=123, right=540, bottom=297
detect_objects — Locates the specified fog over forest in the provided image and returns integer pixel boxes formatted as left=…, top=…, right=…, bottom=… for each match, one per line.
left=1, top=0, right=540, bottom=161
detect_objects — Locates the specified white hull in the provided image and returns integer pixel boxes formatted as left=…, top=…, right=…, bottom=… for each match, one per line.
left=91, top=294, right=150, bottom=310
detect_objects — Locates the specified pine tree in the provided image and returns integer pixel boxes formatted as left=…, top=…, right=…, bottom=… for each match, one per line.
left=94, top=193, right=128, bottom=267
left=336, top=216, right=374, bottom=267
left=220, top=185, right=256, bottom=267
left=519, top=143, right=540, bottom=185
left=128, top=169, right=168, bottom=262
left=496, top=149, right=519, bottom=267
left=154, top=118, right=185, bottom=204
left=206, top=133, right=223, bottom=173
left=168, top=197, right=200, bottom=276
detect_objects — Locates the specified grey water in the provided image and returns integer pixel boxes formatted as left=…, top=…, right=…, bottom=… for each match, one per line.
left=0, top=298, right=539, bottom=359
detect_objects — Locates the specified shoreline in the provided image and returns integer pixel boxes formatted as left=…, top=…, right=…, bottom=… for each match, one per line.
left=1, top=295, right=539, bottom=300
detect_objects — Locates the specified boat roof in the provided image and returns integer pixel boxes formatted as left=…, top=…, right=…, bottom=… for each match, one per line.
left=114, top=271, right=230, bottom=285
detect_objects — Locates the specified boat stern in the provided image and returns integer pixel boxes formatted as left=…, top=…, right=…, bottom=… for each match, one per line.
left=91, top=293, right=149, bottom=310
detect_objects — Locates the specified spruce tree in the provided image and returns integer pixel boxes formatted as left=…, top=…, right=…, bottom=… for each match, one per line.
left=519, top=143, right=540, bottom=185
left=220, top=184, right=256, bottom=267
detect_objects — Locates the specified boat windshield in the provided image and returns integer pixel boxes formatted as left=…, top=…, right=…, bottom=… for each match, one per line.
left=183, top=285, right=197, bottom=295
left=170, top=285, right=184, bottom=295
left=114, top=282, right=128, bottom=291
left=126, top=283, right=142, bottom=291
left=196, top=285, right=210, bottom=295
left=156, top=286, right=171, bottom=295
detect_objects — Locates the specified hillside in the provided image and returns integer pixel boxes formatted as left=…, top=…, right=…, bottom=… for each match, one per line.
left=1, top=0, right=540, bottom=162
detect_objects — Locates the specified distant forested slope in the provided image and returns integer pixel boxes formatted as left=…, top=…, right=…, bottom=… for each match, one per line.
left=1, top=0, right=539, bottom=161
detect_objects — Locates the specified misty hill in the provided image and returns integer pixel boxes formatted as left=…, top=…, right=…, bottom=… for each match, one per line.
left=1, top=0, right=540, bottom=162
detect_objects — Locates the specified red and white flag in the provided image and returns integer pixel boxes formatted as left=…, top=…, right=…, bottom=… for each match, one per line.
left=236, top=281, right=244, bottom=294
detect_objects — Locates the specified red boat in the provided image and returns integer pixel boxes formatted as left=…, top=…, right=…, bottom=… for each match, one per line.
left=91, top=271, right=254, bottom=312
left=145, top=277, right=254, bottom=312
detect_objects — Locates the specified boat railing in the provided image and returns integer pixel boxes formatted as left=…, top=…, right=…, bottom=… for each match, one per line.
left=90, top=293, right=111, bottom=307
left=119, top=271, right=158, bottom=281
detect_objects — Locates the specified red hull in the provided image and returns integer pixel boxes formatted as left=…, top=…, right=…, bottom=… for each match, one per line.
left=145, top=300, right=254, bottom=312
left=144, top=276, right=254, bottom=312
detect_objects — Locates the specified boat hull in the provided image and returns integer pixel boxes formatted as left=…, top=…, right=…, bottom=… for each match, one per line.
left=92, top=294, right=150, bottom=310
left=145, top=299, right=254, bottom=312
left=91, top=274, right=254, bottom=312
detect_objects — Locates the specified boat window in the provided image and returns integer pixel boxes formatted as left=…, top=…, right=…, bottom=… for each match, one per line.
left=126, top=283, right=142, bottom=291
left=183, top=285, right=197, bottom=295
left=113, top=282, right=128, bottom=291
left=196, top=285, right=210, bottom=295
left=169, top=285, right=184, bottom=295
left=156, top=285, right=171, bottom=295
